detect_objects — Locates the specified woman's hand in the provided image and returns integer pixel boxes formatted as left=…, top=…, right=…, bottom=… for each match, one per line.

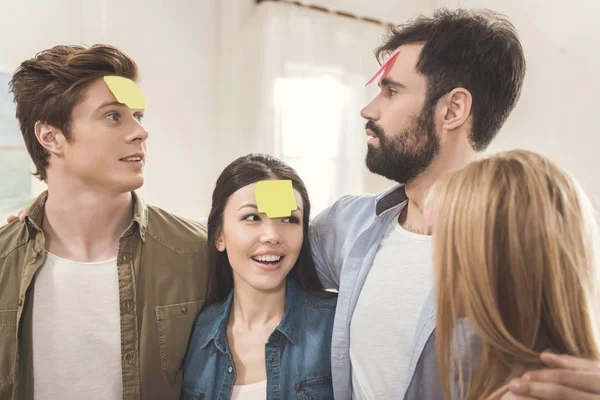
left=5, top=204, right=30, bottom=223
left=506, top=352, right=600, bottom=400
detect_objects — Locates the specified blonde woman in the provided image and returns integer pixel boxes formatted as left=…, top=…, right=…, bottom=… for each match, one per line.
left=428, top=150, right=600, bottom=400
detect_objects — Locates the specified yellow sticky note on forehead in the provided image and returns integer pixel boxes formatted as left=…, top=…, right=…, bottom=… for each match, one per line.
left=103, top=76, right=148, bottom=109
left=255, top=180, right=298, bottom=219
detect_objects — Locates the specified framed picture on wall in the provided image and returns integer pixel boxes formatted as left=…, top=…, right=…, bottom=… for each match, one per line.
left=0, top=69, right=31, bottom=224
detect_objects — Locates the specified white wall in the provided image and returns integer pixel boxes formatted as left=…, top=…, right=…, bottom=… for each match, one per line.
left=361, top=0, right=600, bottom=203
left=0, top=0, right=221, bottom=218
left=213, top=0, right=257, bottom=181
left=297, top=0, right=434, bottom=26
left=98, top=0, right=221, bottom=219
left=424, top=0, right=600, bottom=205
left=2, top=0, right=599, bottom=217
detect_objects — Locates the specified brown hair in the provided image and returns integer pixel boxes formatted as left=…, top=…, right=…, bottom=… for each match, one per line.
left=9, top=44, right=139, bottom=181
left=429, top=150, right=600, bottom=399
left=376, top=8, right=526, bottom=151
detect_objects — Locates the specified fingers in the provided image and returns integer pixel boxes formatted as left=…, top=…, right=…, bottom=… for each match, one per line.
left=6, top=207, right=28, bottom=224
left=540, top=352, right=600, bottom=371
left=19, top=209, right=27, bottom=222
left=521, top=368, right=600, bottom=394
left=500, top=392, right=536, bottom=400
left=508, top=376, right=599, bottom=400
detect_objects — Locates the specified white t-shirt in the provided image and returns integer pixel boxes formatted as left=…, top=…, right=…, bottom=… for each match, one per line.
left=231, top=380, right=267, bottom=400
left=32, top=252, right=123, bottom=399
left=350, top=221, right=433, bottom=399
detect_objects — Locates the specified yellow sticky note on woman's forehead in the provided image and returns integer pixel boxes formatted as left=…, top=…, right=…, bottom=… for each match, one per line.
left=255, top=180, right=298, bottom=219
left=103, top=76, right=148, bottom=109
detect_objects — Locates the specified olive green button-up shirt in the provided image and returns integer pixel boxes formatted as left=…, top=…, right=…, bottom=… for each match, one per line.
left=0, top=191, right=209, bottom=400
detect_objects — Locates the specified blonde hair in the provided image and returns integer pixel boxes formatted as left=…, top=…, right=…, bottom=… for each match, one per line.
left=430, top=149, right=600, bottom=400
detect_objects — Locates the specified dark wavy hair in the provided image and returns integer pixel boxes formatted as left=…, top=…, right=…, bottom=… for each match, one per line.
left=376, top=8, right=526, bottom=151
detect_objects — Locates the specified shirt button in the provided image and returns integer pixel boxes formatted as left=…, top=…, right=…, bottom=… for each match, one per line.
left=31, top=251, right=40, bottom=260
left=180, top=305, right=188, bottom=315
left=228, top=366, right=233, bottom=373
left=269, top=357, right=276, bottom=364
left=18, top=299, right=23, bottom=307
left=124, top=351, right=136, bottom=365
left=122, top=300, right=133, bottom=312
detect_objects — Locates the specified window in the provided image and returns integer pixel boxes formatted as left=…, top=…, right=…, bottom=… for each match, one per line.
left=274, top=72, right=351, bottom=216
left=0, top=71, right=31, bottom=224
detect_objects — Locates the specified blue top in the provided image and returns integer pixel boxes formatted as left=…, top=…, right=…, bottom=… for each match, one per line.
left=181, top=279, right=337, bottom=400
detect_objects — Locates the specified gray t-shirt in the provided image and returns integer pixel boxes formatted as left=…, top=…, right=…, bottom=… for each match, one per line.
left=350, top=221, right=433, bottom=399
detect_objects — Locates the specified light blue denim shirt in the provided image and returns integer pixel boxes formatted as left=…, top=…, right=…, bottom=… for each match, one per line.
left=309, top=184, right=442, bottom=400
left=181, top=279, right=337, bottom=400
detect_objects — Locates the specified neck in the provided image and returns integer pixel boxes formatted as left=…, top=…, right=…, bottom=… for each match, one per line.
left=43, top=175, right=134, bottom=262
left=230, top=278, right=286, bottom=330
left=401, top=173, right=435, bottom=235
left=401, top=133, right=476, bottom=234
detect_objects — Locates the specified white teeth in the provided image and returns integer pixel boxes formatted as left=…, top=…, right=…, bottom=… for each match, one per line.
left=122, top=157, right=142, bottom=161
left=253, top=255, right=281, bottom=262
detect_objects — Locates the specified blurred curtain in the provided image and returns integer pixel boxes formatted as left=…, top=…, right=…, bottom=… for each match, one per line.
left=218, top=1, right=387, bottom=214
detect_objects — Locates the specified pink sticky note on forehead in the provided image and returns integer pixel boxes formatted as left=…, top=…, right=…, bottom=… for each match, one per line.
left=365, top=48, right=401, bottom=87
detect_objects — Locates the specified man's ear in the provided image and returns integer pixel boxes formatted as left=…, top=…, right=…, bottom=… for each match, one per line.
left=34, top=121, right=67, bottom=156
left=440, top=88, right=472, bottom=131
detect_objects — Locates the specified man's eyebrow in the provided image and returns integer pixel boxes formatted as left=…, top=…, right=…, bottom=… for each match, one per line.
left=96, top=100, right=125, bottom=110
left=378, top=77, right=407, bottom=88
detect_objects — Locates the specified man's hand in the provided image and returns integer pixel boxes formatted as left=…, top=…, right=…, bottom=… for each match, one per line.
left=5, top=205, right=29, bottom=224
left=507, top=352, right=600, bottom=399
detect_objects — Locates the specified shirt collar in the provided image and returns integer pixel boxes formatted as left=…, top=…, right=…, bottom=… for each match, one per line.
left=24, top=190, right=147, bottom=243
left=201, top=279, right=303, bottom=353
left=375, top=184, right=408, bottom=215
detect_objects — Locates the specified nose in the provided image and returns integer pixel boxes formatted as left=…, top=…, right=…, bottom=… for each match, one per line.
left=259, top=220, right=282, bottom=245
left=361, top=96, right=380, bottom=122
left=126, top=115, right=149, bottom=143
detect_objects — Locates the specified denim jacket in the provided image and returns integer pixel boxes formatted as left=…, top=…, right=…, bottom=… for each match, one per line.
left=181, top=280, right=337, bottom=400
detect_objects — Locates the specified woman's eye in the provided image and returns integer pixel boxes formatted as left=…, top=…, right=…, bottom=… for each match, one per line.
left=243, top=214, right=261, bottom=222
left=282, top=216, right=300, bottom=224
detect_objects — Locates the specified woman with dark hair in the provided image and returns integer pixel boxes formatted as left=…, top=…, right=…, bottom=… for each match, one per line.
left=181, top=154, right=336, bottom=400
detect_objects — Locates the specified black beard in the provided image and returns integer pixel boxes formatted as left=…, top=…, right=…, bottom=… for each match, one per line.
left=365, top=105, right=439, bottom=184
